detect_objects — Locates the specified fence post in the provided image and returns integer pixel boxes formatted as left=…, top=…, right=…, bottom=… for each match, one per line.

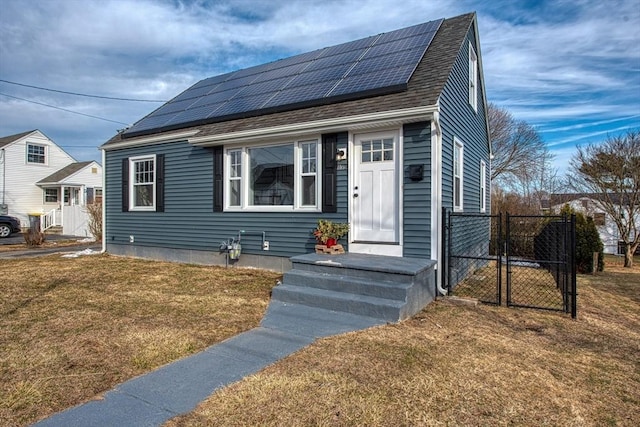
left=497, top=212, right=502, bottom=306
left=571, top=214, right=577, bottom=319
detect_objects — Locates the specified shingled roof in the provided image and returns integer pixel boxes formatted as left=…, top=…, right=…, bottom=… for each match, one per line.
left=103, top=12, right=474, bottom=147
left=0, top=130, right=37, bottom=148
left=37, top=161, right=94, bottom=185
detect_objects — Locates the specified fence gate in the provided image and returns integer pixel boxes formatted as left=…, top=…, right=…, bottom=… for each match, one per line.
left=443, top=210, right=502, bottom=305
left=444, top=209, right=577, bottom=318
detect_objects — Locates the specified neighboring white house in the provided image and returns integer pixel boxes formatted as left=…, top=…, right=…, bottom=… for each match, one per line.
left=0, top=129, right=102, bottom=237
left=545, top=193, right=639, bottom=255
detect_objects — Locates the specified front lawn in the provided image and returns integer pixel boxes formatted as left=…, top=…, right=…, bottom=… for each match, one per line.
left=168, top=260, right=640, bottom=426
left=0, top=254, right=280, bottom=426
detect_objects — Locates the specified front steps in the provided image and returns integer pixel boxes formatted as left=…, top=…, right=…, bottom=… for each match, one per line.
left=270, top=253, right=437, bottom=322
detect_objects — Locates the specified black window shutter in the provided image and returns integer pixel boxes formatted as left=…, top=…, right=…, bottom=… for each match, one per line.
left=122, top=158, right=129, bottom=212
left=322, top=133, right=338, bottom=213
left=155, top=154, right=165, bottom=212
left=213, top=146, right=223, bottom=212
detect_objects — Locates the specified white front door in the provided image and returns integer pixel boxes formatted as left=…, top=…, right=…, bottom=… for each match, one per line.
left=351, top=131, right=400, bottom=254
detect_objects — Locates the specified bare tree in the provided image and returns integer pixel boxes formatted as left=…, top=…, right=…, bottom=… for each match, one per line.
left=489, top=103, right=548, bottom=184
left=569, top=130, right=640, bottom=267
left=488, top=103, right=558, bottom=210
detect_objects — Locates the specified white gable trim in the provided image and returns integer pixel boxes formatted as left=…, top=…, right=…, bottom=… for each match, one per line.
left=101, top=130, right=200, bottom=151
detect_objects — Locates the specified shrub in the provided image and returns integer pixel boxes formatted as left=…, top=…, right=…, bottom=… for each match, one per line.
left=561, top=204, right=604, bottom=273
left=85, top=202, right=102, bottom=240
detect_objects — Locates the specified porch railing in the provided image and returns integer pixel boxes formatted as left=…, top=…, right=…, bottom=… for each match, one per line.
left=41, top=208, right=57, bottom=231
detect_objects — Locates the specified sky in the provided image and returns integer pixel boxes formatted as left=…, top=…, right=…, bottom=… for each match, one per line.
left=0, top=0, right=638, bottom=176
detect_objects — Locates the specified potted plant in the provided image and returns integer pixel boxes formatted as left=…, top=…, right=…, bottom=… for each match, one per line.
left=312, top=219, right=350, bottom=248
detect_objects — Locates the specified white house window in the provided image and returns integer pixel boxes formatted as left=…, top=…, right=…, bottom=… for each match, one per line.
left=361, top=138, right=394, bottom=163
left=130, top=155, right=156, bottom=210
left=228, top=149, right=242, bottom=207
left=480, top=160, right=486, bottom=212
left=299, top=140, right=317, bottom=206
left=468, top=41, right=478, bottom=112
left=44, top=188, right=58, bottom=203
left=27, top=144, right=46, bottom=164
left=454, top=138, right=464, bottom=211
left=226, top=139, right=320, bottom=211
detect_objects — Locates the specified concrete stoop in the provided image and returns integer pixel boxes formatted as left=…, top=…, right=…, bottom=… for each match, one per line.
left=271, top=253, right=438, bottom=322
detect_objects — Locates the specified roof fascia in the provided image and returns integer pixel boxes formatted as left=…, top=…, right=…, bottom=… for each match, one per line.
left=102, top=130, right=200, bottom=151
left=470, top=13, right=492, bottom=157
left=188, top=105, right=439, bottom=147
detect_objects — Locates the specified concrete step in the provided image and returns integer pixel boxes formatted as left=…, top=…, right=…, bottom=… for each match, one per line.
left=282, top=269, right=409, bottom=301
left=271, top=283, right=405, bottom=322
left=290, top=253, right=431, bottom=285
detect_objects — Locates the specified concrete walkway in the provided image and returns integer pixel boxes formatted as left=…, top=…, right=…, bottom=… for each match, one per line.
left=33, top=301, right=386, bottom=427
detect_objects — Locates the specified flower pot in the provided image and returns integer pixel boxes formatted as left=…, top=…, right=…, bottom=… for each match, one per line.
left=325, top=238, right=337, bottom=247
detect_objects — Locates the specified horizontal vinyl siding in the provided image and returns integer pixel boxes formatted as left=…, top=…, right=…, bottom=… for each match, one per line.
left=403, top=122, right=431, bottom=258
left=439, top=23, right=490, bottom=215
left=105, top=133, right=348, bottom=258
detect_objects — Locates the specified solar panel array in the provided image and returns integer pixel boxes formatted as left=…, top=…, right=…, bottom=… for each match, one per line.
left=123, top=18, right=444, bottom=138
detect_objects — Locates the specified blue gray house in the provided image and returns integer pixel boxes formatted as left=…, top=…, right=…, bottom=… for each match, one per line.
left=101, top=12, right=490, bottom=298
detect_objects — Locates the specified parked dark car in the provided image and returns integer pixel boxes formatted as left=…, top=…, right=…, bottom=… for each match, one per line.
left=0, top=215, right=22, bottom=238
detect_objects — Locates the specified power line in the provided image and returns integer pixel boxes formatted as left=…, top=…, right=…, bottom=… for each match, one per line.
left=0, top=79, right=167, bottom=102
left=0, top=92, right=130, bottom=125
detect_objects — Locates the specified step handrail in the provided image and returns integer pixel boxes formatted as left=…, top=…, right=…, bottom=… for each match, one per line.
left=41, top=208, right=57, bottom=231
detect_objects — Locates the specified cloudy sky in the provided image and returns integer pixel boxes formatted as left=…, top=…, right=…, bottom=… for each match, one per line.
left=1, top=0, right=638, bottom=175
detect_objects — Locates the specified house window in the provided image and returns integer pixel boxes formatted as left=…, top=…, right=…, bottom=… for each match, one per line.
left=454, top=138, right=464, bottom=211
left=130, top=155, right=156, bottom=210
left=299, top=141, right=317, bottom=206
left=468, top=41, right=478, bottom=112
left=44, top=188, right=58, bottom=203
left=480, top=160, right=486, bottom=212
left=27, top=144, right=46, bottom=164
left=225, top=139, right=320, bottom=211
left=593, top=212, right=606, bottom=226
left=361, top=138, right=393, bottom=163
left=228, top=149, right=242, bottom=207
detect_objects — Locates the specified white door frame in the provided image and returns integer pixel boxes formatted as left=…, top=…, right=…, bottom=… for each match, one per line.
left=348, top=128, right=403, bottom=257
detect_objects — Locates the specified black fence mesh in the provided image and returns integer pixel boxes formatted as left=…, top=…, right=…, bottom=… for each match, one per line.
left=445, top=212, right=501, bottom=305
left=445, top=211, right=576, bottom=317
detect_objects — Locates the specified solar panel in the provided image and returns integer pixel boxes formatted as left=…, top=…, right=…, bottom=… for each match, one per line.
left=123, top=17, right=444, bottom=138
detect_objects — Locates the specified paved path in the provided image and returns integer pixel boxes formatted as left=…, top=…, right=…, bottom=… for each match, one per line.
left=33, top=301, right=385, bottom=426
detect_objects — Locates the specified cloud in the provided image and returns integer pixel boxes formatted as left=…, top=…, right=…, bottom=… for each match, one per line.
left=0, top=0, right=638, bottom=171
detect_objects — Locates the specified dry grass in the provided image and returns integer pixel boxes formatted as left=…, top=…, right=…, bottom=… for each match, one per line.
left=168, top=260, right=639, bottom=426
left=0, top=254, right=280, bottom=426
left=0, top=239, right=88, bottom=252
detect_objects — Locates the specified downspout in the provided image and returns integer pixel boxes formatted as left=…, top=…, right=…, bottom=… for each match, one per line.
left=1, top=148, right=5, bottom=207
left=101, top=148, right=106, bottom=253
left=432, top=111, right=448, bottom=296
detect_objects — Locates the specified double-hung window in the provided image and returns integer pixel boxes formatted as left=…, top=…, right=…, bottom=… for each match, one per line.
left=469, top=41, right=478, bottom=112
left=454, top=138, right=464, bottom=211
left=225, top=139, right=320, bottom=211
left=130, top=155, right=156, bottom=210
left=44, top=188, right=58, bottom=203
left=27, top=144, right=46, bottom=164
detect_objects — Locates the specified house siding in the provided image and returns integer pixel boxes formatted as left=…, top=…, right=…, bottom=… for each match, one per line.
left=104, top=133, right=349, bottom=259
left=402, top=121, right=431, bottom=258
left=438, top=22, right=491, bottom=287
left=439, top=23, right=490, bottom=214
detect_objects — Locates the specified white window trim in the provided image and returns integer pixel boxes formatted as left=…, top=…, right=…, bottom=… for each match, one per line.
left=468, top=41, right=478, bottom=112
left=224, top=139, right=321, bottom=212
left=454, top=138, right=464, bottom=212
left=480, top=160, right=486, bottom=213
left=129, top=154, right=156, bottom=211
left=26, top=143, right=47, bottom=165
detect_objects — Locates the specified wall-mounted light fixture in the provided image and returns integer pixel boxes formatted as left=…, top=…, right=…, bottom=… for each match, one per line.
left=336, top=148, right=347, bottom=161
